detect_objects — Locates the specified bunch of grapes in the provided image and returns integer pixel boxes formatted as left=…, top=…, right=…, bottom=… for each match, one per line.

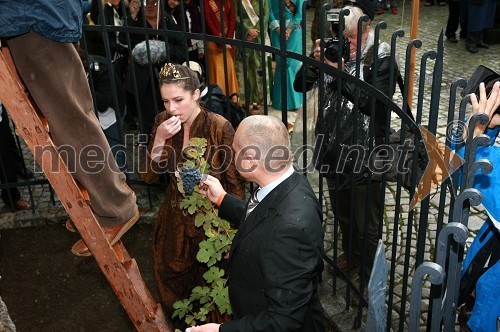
left=180, top=166, right=202, bottom=195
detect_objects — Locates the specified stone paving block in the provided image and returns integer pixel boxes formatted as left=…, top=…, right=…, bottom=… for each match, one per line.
left=0, top=213, right=16, bottom=230
left=467, top=214, right=486, bottom=232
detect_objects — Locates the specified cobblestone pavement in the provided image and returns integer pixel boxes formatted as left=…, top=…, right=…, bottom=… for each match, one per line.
left=0, top=2, right=499, bottom=331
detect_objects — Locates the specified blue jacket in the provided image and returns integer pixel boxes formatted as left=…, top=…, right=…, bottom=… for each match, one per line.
left=458, top=126, right=500, bottom=332
left=0, top=0, right=83, bottom=42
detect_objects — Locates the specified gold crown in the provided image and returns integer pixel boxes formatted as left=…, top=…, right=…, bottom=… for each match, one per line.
left=159, top=63, right=191, bottom=81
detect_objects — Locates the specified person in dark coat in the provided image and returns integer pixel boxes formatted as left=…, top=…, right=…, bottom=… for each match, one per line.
left=311, top=4, right=397, bottom=287
left=445, top=0, right=467, bottom=42
left=462, top=0, right=496, bottom=53
left=0, top=104, right=31, bottom=211
left=77, top=47, right=128, bottom=172
left=190, top=115, right=325, bottom=332
left=172, top=0, right=205, bottom=72
left=124, top=0, right=188, bottom=139
left=90, top=0, right=130, bottom=81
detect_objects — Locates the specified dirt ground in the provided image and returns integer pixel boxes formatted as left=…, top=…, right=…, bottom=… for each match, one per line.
left=0, top=222, right=158, bottom=332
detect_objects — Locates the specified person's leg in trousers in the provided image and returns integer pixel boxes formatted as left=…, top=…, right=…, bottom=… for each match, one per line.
left=327, top=178, right=361, bottom=269
left=445, top=0, right=460, bottom=42
left=7, top=31, right=137, bottom=228
left=351, top=182, right=383, bottom=283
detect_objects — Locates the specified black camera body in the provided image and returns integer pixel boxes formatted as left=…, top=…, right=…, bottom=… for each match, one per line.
left=295, top=8, right=350, bottom=89
left=321, top=9, right=350, bottom=63
left=322, top=37, right=351, bottom=63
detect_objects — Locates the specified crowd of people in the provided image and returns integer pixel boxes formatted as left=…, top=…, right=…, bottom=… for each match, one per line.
left=444, top=0, right=496, bottom=53
left=1, top=0, right=498, bottom=331
left=81, top=0, right=294, bottom=141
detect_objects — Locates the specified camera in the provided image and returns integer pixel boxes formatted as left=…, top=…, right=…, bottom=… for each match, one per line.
left=294, top=8, right=351, bottom=89
left=322, top=9, right=350, bottom=63
left=322, top=37, right=350, bottom=63
left=461, top=65, right=500, bottom=113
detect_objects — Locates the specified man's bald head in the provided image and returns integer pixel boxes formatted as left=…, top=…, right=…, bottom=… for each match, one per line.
left=235, top=116, right=292, bottom=173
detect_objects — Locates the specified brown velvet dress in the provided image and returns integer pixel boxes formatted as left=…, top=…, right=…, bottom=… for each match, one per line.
left=141, top=109, right=245, bottom=327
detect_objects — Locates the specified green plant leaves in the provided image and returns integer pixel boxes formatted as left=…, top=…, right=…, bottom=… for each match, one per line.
left=173, top=137, right=235, bottom=326
left=203, top=267, right=225, bottom=283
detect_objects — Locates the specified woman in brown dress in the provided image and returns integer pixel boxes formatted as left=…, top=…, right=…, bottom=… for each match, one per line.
left=141, top=63, right=245, bottom=328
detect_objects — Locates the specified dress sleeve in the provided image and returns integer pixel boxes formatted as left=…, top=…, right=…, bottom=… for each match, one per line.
left=226, top=0, right=236, bottom=38
left=288, top=0, right=303, bottom=30
left=268, top=0, right=279, bottom=31
left=203, top=0, right=220, bottom=36
left=140, top=112, right=172, bottom=184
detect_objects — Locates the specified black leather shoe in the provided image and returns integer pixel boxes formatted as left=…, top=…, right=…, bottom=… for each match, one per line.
left=447, top=35, right=458, bottom=43
left=477, top=41, right=489, bottom=48
left=466, top=43, right=478, bottom=53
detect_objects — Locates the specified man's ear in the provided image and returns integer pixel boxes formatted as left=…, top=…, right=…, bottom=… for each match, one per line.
left=243, top=147, right=257, bottom=161
left=364, top=23, right=371, bottom=36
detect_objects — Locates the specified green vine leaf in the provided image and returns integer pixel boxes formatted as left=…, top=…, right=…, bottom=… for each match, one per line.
left=197, top=240, right=215, bottom=264
left=203, top=267, right=225, bottom=284
left=214, top=235, right=230, bottom=252
left=172, top=298, right=193, bottom=319
left=211, top=281, right=232, bottom=315
left=185, top=315, right=196, bottom=326
left=189, top=286, right=211, bottom=305
left=205, top=228, right=218, bottom=239
left=173, top=137, right=235, bottom=326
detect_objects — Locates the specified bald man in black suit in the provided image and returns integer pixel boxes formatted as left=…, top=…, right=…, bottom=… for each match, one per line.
left=192, top=115, right=325, bottom=332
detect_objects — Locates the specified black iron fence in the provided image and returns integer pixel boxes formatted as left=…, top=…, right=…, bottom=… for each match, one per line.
left=0, top=1, right=493, bottom=330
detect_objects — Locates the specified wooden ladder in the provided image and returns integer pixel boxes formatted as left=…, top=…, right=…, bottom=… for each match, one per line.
left=0, top=47, right=171, bottom=332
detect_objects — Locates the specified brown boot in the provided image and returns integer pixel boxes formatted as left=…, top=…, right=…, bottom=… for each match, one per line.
left=71, top=209, right=140, bottom=257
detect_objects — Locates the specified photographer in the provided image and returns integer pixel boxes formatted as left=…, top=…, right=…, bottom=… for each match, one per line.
left=309, top=2, right=398, bottom=297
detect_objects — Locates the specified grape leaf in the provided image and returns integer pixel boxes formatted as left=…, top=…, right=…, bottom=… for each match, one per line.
left=203, top=266, right=225, bottom=283
left=172, top=298, right=192, bottom=319
left=195, top=213, right=210, bottom=228
left=197, top=240, right=215, bottom=264
left=189, top=286, right=211, bottom=305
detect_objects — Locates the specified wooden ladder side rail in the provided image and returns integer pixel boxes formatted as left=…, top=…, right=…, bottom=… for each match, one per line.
left=0, top=49, right=171, bottom=332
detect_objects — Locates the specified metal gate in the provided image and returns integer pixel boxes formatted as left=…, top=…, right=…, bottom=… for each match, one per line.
left=1, top=1, right=495, bottom=330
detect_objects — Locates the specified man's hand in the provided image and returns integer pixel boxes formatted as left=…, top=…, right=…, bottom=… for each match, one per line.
left=186, top=323, right=221, bottom=332
left=469, top=81, right=500, bottom=138
left=129, top=0, right=140, bottom=20
left=197, top=175, right=226, bottom=204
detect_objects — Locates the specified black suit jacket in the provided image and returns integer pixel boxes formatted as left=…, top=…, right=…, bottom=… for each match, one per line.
left=218, top=172, right=325, bottom=332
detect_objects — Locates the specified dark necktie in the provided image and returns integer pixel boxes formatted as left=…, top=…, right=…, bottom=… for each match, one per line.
left=245, top=188, right=260, bottom=218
